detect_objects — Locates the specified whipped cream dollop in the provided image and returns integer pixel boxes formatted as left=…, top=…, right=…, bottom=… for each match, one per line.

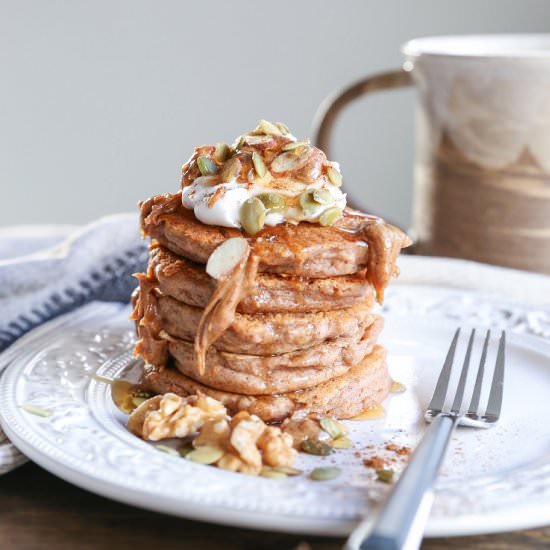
left=180, top=120, right=347, bottom=233
left=182, top=176, right=346, bottom=228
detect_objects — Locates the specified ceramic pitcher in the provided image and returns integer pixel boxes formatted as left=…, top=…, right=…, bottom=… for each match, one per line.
left=314, top=34, right=550, bottom=274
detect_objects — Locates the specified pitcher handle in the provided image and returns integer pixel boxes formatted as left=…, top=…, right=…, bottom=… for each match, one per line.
left=312, top=68, right=413, bottom=216
left=313, top=68, right=413, bottom=157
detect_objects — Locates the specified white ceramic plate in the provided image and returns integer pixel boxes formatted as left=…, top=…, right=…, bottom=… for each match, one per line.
left=1, top=285, right=550, bottom=538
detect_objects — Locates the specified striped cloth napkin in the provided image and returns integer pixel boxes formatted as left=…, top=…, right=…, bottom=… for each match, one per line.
left=0, top=215, right=147, bottom=473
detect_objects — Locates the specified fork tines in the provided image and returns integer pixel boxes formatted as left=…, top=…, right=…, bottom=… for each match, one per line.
left=425, top=328, right=506, bottom=428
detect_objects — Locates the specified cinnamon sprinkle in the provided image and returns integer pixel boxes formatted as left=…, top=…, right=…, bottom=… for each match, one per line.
left=363, top=456, right=386, bottom=469
left=385, top=443, right=412, bottom=456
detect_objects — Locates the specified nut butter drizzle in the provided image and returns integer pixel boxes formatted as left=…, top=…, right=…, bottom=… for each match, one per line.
left=139, top=192, right=182, bottom=233
left=194, top=247, right=259, bottom=376
left=335, top=210, right=413, bottom=303
left=131, top=269, right=168, bottom=370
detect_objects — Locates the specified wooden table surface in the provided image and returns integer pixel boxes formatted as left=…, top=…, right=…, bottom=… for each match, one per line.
left=1, top=463, right=549, bottom=549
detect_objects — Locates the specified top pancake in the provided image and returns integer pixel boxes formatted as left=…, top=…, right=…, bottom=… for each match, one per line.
left=140, top=192, right=411, bottom=288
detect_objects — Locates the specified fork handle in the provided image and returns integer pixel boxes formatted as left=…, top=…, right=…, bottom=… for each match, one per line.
left=347, top=414, right=457, bottom=550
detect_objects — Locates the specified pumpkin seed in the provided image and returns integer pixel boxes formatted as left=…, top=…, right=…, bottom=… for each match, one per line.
left=273, top=466, right=303, bottom=476
left=301, top=438, right=333, bottom=456
left=131, top=396, right=148, bottom=408
left=319, top=417, right=345, bottom=439
left=310, top=466, right=341, bottom=481
left=133, top=390, right=152, bottom=399
left=258, top=119, right=283, bottom=136
left=197, top=156, right=219, bottom=176
left=252, top=151, right=267, bottom=177
left=376, top=468, right=395, bottom=483
left=319, top=207, right=343, bottom=227
left=20, top=404, right=53, bottom=418
left=260, top=467, right=287, bottom=479
left=330, top=436, right=352, bottom=449
left=299, top=191, right=320, bottom=216
left=275, top=122, right=290, bottom=135
left=178, top=442, right=194, bottom=457
left=257, top=192, right=286, bottom=212
left=326, top=166, right=343, bottom=187
left=156, top=445, right=179, bottom=457
left=240, top=197, right=266, bottom=235
left=214, top=143, right=230, bottom=162
left=281, top=140, right=309, bottom=152
left=186, top=445, right=224, bottom=465
left=312, top=188, right=334, bottom=205
left=219, top=157, right=241, bottom=182
left=390, top=380, right=406, bottom=393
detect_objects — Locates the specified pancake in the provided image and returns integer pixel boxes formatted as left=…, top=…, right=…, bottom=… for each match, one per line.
left=141, top=345, right=391, bottom=423
left=140, top=193, right=411, bottom=292
left=141, top=316, right=383, bottom=394
left=150, top=245, right=375, bottom=314
left=153, top=289, right=376, bottom=355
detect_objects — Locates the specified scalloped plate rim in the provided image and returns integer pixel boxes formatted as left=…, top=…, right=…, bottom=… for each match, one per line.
left=1, top=287, right=550, bottom=537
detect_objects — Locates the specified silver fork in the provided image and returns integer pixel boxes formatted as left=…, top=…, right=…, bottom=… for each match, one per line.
left=345, top=328, right=506, bottom=550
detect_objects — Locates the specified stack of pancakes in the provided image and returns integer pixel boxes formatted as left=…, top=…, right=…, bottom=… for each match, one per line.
left=132, top=194, right=410, bottom=423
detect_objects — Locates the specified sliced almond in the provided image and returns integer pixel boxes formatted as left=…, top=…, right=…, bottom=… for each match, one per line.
left=219, top=157, right=242, bottom=182
left=270, top=147, right=315, bottom=175
left=206, top=237, right=250, bottom=280
left=243, top=134, right=277, bottom=150
left=281, top=140, right=309, bottom=152
left=275, top=122, right=290, bottom=135
left=234, top=135, right=247, bottom=150
left=258, top=119, right=283, bottom=136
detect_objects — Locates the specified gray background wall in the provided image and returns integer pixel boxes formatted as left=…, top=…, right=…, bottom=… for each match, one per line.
left=2, top=0, right=549, bottom=229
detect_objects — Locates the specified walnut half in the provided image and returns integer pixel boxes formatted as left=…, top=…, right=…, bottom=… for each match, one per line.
left=128, top=392, right=226, bottom=441
left=128, top=394, right=297, bottom=475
